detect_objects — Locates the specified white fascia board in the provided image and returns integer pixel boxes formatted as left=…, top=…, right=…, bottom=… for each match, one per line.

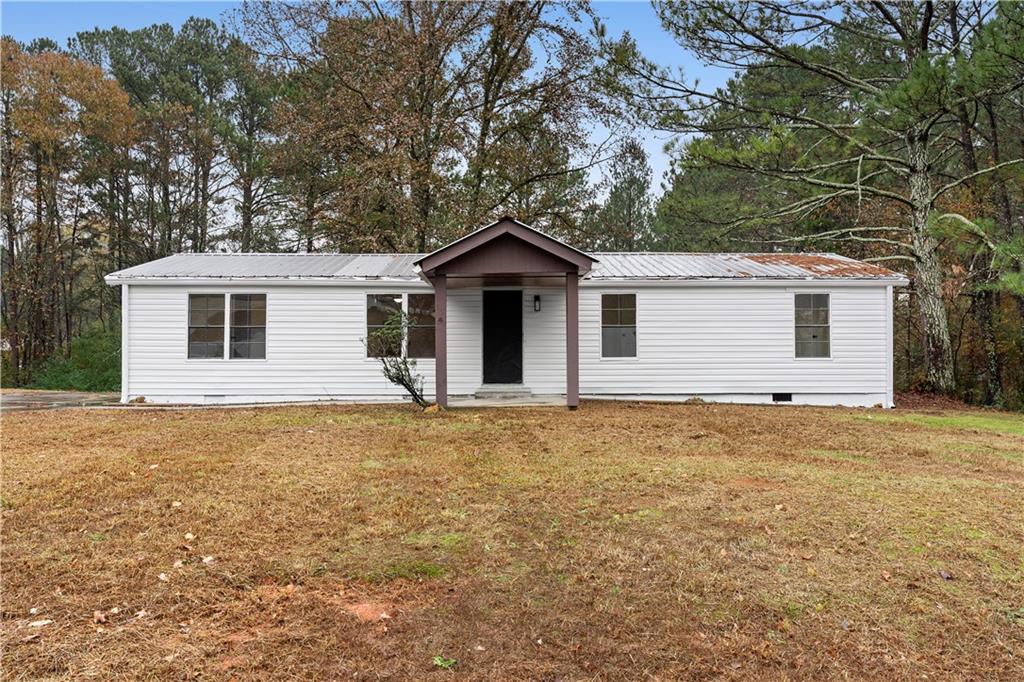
left=105, top=275, right=909, bottom=288
left=580, top=278, right=909, bottom=288
left=103, top=276, right=429, bottom=287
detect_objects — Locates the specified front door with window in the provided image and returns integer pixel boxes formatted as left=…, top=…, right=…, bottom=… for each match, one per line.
left=483, top=290, right=523, bottom=384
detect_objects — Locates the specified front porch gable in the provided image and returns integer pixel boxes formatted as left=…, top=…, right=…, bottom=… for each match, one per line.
left=414, top=218, right=598, bottom=410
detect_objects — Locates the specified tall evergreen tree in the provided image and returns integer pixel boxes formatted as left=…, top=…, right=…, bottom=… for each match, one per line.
left=586, top=137, right=654, bottom=250
left=602, top=0, right=1024, bottom=395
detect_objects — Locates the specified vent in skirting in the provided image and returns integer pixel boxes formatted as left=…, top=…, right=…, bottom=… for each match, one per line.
left=772, top=393, right=793, bottom=403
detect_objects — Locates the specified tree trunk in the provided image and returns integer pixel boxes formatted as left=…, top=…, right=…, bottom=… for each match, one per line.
left=1, top=92, right=20, bottom=383
left=304, top=184, right=316, bottom=252
left=159, top=157, right=172, bottom=257
left=972, top=288, right=1004, bottom=406
left=907, top=136, right=955, bottom=394
left=982, top=100, right=1015, bottom=235
left=240, top=175, right=254, bottom=252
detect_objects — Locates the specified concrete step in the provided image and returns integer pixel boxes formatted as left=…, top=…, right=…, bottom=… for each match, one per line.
left=474, top=384, right=533, bottom=400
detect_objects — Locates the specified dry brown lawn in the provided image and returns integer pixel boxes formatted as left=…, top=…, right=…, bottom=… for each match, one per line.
left=2, top=401, right=1023, bottom=680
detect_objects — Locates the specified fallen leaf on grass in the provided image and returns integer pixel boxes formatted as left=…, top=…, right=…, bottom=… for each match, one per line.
left=171, top=501, right=182, bottom=508
left=93, top=611, right=107, bottom=624
left=218, top=656, right=247, bottom=671
left=881, top=571, right=892, bottom=581
left=158, top=573, right=169, bottom=582
left=938, top=570, right=955, bottom=581
left=225, top=631, right=256, bottom=645
left=28, top=619, right=52, bottom=628
left=184, top=532, right=195, bottom=541
left=343, top=602, right=392, bottom=622
left=202, top=556, right=214, bottom=564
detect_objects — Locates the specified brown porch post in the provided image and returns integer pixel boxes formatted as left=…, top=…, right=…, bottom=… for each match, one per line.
left=566, top=272, right=579, bottom=409
left=434, top=274, right=448, bottom=408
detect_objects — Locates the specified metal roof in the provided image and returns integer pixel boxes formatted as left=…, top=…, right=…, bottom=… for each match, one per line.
left=589, top=252, right=904, bottom=280
left=106, top=251, right=906, bottom=282
left=106, top=253, right=424, bottom=281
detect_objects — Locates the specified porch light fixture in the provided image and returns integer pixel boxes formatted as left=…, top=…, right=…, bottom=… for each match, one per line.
left=533, top=295, right=541, bottom=312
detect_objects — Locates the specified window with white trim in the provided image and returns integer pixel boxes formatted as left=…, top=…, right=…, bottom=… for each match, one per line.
left=230, top=294, right=266, bottom=359
left=188, top=294, right=225, bottom=359
left=407, top=294, right=436, bottom=359
left=366, top=293, right=436, bottom=359
left=795, top=293, right=830, bottom=358
left=188, top=293, right=267, bottom=359
left=601, top=293, right=636, bottom=358
left=367, top=294, right=403, bottom=358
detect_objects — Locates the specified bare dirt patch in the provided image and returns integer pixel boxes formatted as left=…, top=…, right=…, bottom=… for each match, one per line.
left=2, top=401, right=1022, bottom=679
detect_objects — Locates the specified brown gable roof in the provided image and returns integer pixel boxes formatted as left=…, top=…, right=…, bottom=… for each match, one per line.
left=415, top=218, right=598, bottom=277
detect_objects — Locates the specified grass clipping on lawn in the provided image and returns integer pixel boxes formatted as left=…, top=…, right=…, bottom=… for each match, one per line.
left=2, top=401, right=1023, bottom=679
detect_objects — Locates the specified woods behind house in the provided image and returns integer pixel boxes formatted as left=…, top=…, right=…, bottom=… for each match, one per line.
left=2, top=1, right=1022, bottom=407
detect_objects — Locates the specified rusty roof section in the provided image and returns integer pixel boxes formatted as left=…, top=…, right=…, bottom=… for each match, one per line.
left=587, top=252, right=906, bottom=281
left=743, top=253, right=899, bottom=278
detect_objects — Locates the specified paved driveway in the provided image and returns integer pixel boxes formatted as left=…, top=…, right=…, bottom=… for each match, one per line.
left=0, top=390, right=118, bottom=411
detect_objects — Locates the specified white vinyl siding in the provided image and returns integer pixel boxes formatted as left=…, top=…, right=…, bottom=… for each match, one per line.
left=122, top=281, right=891, bottom=407
left=579, top=284, right=889, bottom=406
left=128, top=284, right=436, bottom=404
left=521, top=287, right=566, bottom=395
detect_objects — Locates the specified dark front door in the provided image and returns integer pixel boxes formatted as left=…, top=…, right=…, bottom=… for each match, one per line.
left=483, top=290, right=523, bottom=384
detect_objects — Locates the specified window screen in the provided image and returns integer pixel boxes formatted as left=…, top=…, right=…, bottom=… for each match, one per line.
left=407, top=293, right=435, bottom=359
left=230, top=294, right=266, bottom=359
left=601, top=293, right=637, bottom=358
left=367, top=294, right=403, bottom=357
left=188, top=294, right=225, bottom=359
left=795, top=293, right=830, bottom=358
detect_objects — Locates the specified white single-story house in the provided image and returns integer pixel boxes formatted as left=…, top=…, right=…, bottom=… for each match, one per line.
left=105, top=218, right=908, bottom=408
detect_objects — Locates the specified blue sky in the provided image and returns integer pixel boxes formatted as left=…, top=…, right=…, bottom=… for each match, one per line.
left=1, top=1, right=730, bottom=188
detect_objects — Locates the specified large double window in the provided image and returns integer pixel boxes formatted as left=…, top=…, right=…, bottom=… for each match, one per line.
left=795, top=293, right=830, bottom=358
left=601, top=293, right=637, bottom=358
left=366, top=293, right=435, bottom=359
left=188, top=293, right=266, bottom=359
